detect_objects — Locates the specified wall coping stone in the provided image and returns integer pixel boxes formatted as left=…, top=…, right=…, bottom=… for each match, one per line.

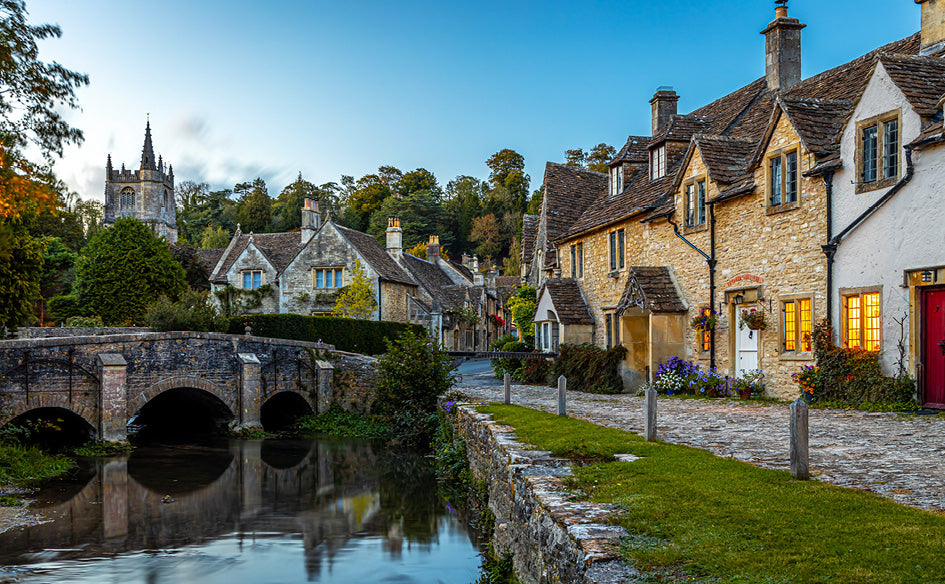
left=0, top=331, right=336, bottom=351
left=97, top=353, right=127, bottom=367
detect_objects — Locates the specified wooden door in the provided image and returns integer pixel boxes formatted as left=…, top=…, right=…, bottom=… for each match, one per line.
left=922, top=288, right=945, bottom=408
left=735, top=322, right=758, bottom=376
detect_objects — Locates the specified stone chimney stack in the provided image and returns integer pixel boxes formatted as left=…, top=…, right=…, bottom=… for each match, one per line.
left=649, top=87, right=679, bottom=135
left=300, top=197, right=320, bottom=244
left=917, top=0, right=945, bottom=56
left=761, top=1, right=805, bottom=91
left=386, top=217, right=403, bottom=260
left=426, top=235, right=441, bottom=263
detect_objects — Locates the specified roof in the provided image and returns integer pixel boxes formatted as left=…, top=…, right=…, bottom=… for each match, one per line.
left=616, top=267, right=687, bottom=314
left=448, top=260, right=474, bottom=282
left=776, top=97, right=852, bottom=158
left=334, top=224, right=416, bottom=286
left=542, top=162, right=607, bottom=244
left=212, top=232, right=305, bottom=283
left=521, top=214, right=538, bottom=265
left=693, top=135, right=758, bottom=185
left=610, top=135, right=650, bottom=165
left=538, top=279, right=593, bottom=324
left=879, top=53, right=945, bottom=117
left=196, top=248, right=225, bottom=273
left=494, top=276, right=520, bottom=305
left=400, top=253, right=464, bottom=309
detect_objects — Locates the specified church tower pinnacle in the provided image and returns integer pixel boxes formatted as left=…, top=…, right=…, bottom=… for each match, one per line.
left=140, top=119, right=156, bottom=171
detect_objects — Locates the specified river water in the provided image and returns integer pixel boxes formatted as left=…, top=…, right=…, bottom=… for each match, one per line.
left=0, top=438, right=483, bottom=583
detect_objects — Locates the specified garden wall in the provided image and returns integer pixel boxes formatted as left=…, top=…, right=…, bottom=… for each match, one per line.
left=448, top=404, right=638, bottom=584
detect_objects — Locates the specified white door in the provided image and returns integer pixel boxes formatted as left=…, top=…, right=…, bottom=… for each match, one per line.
left=734, top=322, right=758, bottom=376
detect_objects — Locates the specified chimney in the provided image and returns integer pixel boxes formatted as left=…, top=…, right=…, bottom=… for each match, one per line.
left=649, top=87, right=679, bottom=135
left=761, top=1, right=805, bottom=91
left=917, top=0, right=945, bottom=56
left=426, top=235, right=441, bottom=263
left=300, top=197, right=320, bottom=244
left=386, top=217, right=403, bottom=259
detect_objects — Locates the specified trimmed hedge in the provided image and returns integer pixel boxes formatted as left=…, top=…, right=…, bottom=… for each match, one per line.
left=227, top=314, right=425, bottom=355
left=551, top=343, right=628, bottom=394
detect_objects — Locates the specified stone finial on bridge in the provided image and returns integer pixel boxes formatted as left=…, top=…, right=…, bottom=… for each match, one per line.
left=97, top=353, right=128, bottom=442
left=237, top=353, right=262, bottom=429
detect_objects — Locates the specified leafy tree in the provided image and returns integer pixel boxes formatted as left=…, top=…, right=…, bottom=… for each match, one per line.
left=199, top=224, right=231, bottom=249
left=397, top=168, right=441, bottom=199
left=443, top=175, right=485, bottom=257
left=73, top=197, right=102, bottom=241
left=587, top=143, right=617, bottom=173
left=469, top=213, right=503, bottom=259
left=344, top=171, right=395, bottom=231
left=272, top=172, right=317, bottom=232
left=367, top=189, right=449, bottom=250
left=175, top=182, right=237, bottom=244
left=169, top=242, right=210, bottom=291
left=235, top=178, right=271, bottom=234
left=405, top=240, right=449, bottom=261
left=507, top=285, right=536, bottom=345
left=486, top=149, right=530, bottom=210
left=145, top=289, right=226, bottom=332
left=74, top=217, right=186, bottom=325
left=0, top=215, right=43, bottom=329
left=37, top=235, right=75, bottom=322
left=565, top=148, right=587, bottom=167
left=332, top=260, right=376, bottom=319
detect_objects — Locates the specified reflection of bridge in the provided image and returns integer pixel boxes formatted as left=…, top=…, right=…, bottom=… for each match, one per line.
left=0, top=332, right=337, bottom=439
left=0, top=439, right=465, bottom=579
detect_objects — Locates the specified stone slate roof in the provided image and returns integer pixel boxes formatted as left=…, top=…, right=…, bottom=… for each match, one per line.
left=879, top=53, right=945, bottom=117
left=616, top=267, right=686, bottom=314
left=197, top=248, right=225, bottom=273
left=777, top=97, right=853, bottom=158
left=212, top=232, right=305, bottom=283
left=448, top=260, right=474, bottom=282
left=542, top=162, right=607, bottom=244
left=538, top=278, right=593, bottom=324
left=610, top=135, right=650, bottom=165
left=400, top=253, right=464, bottom=309
left=693, top=135, right=758, bottom=185
left=521, top=214, right=538, bottom=265
left=494, top=276, right=520, bottom=305
left=334, top=224, right=416, bottom=286
left=652, top=115, right=715, bottom=144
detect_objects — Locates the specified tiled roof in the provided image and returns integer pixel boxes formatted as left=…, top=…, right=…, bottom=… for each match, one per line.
left=495, top=275, right=520, bottom=288
left=610, top=135, right=650, bottom=165
left=400, top=254, right=464, bottom=309
left=542, top=162, right=607, bottom=244
left=879, top=53, right=945, bottom=117
left=448, top=260, right=474, bottom=282
left=213, top=232, right=305, bottom=283
left=196, top=248, right=225, bottom=273
left=543, top=246, right=557, bottom=270
left=616, top=267, right=686, bottom=314
left=777, top=97, right=853, bottom=158
left=521, top=214, right=538, bottom=265
left=539, top=279, right=593, bottom=324
left=652, top=114, right=714, bottom=144
left=334, top=224, right=416, bottom=286
left=693, top=135, right=758, bottom=185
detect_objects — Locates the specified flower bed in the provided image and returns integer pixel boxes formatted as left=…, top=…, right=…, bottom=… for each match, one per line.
left=651, top=356, right=765, bottom=399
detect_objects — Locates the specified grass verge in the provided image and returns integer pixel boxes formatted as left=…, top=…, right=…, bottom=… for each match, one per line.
left=295, top=407, right=391, bottom=440
left=479, top=404, right=945, bottom=584
left=0, top=444, right=74, bottom=487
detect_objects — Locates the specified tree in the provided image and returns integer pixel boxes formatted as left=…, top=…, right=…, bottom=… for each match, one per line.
left=0, top=215, right=43, bottom=329
left=169, top=242, right=210, bottom=291
left=74, top=217, right=187, bottom=325
left=587, top=143, right=617, bottom=173
left=272, top=172, right=318, bottom=232
left=332, top=260, right=377, bottom=319
left=343, top=171, right=396, bottom=231
left=367, top=189, right=449, bottom=250
left=507, top=286, right=536, bottom=345
left=235, top=178, right=271, bottom=233
left=444, top=175, right=485, bottom=257
left=405, top=240, right=449, bottom=261
left=565, top=148, right=586, bottom=167
left=469, top=213, right=503, bottom=260
left=397, top=168, right=441, bottom=199
left=37, top=235, right=76, bottom=322
left=200, top=224, right=231, bottom=249
left=486, top=149, right=530, bottom=210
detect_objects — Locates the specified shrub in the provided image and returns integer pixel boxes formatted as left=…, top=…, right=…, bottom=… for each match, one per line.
left=489, top=333, right=518, bottom=378
left=653, top=357, right=700, bottom=394
left=551, top=343, right=627, bottom=394
left=65, top=315, right=103, bottom=327
left=47, top=294, right=83, bottom=323
left=518, top=358, right=552, bottom=385
left=493, top=340, right=529, bottom=379
left=146, top=290, right=227, bottom=332
left=227, top=313, right=425, bottom=355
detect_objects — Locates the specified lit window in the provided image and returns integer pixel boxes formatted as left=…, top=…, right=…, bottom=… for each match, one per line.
left=858, top=112, right=900, bottom=191
left=783, top=298, right=812, bottom=353
left=702, top=308, right=712, bottom=352
left=242, top=270, right=262, bottom=290
left=313, top=267, right=344, bottom=289
left=843, top=291, right=881, bottom=351
left=650, top=146, right=667, bottom=179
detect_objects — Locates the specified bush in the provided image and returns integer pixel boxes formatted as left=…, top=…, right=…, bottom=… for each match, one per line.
left=227, top=313, right=425, bottom=355
left=47, top=294, right=83, bottom=323
left=146, top=290, right=227, bottom=332
left=652, top=357, right=765, bottom=399
left=489, top=333, right=518, bottom=378
left=551, top=343, right=627, bottom=394
left=65, top=315, right=103, bottom=327
left=518, top=358, right=552, bottom=385
left=493, top=340, right=529, bottom=379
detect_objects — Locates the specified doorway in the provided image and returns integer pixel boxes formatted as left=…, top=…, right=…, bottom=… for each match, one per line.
left=922, top=287, right=945, bottom=408
left=734, top=317, right=758, bottom=376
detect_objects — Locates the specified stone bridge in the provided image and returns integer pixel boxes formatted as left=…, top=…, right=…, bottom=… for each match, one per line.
left=0, top=331, right=349, bottom=440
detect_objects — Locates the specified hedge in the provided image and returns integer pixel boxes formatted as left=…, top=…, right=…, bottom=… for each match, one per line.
left=551, top=343, right=628, bottom=394
left=227, top=314, right=426, bottom=355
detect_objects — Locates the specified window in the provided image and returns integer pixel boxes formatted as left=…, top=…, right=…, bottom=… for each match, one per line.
left=782, top=297, right=812, bottom=353
left=857, top=112, right=900, bottom=192
left=768, top=150, right=798, bottom=207
left=843, top=291, right=881, bottom=351
left=650, top=146, right=666, bottom=179
left=313, top=267, right=344, bottom=288
left=605, top=314, right=613, bottom=349
left=242, top=270, right=262, bottom=290
left=119, top=188, right=135, bottom=214
left=684, top=179, right=707, bottom=227
left=609, top=231, right=617, bottom=270
left=571, top=245, right=577, bottom=278
left=577, top=242, right=583, bottom=278
left=610, top=230, right=624, bottom=271
left=617, top=229, right=625, bottom=269
left=610, top=165, right=623, bottom=195
left=701, top=308, right=712, bottom=352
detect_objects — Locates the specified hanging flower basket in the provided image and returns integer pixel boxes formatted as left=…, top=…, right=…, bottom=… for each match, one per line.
left=689, top=310, right=717, bottom=332
left=490, top=314, right=506, bottom=327
left=738, top=308, right=769, bottom=331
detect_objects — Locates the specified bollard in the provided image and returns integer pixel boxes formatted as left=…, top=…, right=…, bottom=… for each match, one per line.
left=790, top=398, right=810, bottom=480
left=644, top=388, right=657, bottom=441
left=557, top=375, right=567, bottom=416
left=504, top=372, right=511, bottom=405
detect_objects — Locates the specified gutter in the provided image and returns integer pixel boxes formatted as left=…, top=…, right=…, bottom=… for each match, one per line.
left=667, top=214, right=717, bottom=371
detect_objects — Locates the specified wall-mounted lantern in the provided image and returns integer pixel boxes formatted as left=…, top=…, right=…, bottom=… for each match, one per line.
left=922, top=270, right=935, bottom=283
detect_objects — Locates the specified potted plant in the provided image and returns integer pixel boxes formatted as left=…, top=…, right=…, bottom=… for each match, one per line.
left=689, top=310, right=717, bottom=332
left=738, top=308, right=768, bottom=331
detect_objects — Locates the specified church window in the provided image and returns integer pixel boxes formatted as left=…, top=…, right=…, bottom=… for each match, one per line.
left=242, top=270, right=262, bottom=290
left=313, top=267, right=344, bottom=289
left=119, top=188, right=135, bottom=214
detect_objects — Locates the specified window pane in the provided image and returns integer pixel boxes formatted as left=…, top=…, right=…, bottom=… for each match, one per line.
left=316, top=270, right=323, bottom=288
left=884, top=120, right=899, bottom=179
left=799, top=298, right=812, bottom=351
left=578, top=243, right=583, bottom=278
left=252, top=272, right=261, bottom=289
left=571, top=246, right=577, bottom=278
left=845, top=295, right=862, bottom=348
left=243, top=272, right=251, bottom=289
left=326, top=269, right=334, bottom=288
left=770, top=157, right=782, bottom=206
left=862, top=125, right=878, bottom=183
left=702, top=308, right=712, bottom=352
left=336, top=269, right=343, bottom=286
left=605, top=314, right=612, bottom=349
left=864, top=292, right=881, bottom=351
left=785, top=151, right=798, bottom=203
left=609, top=232, right=617, bottom=270
left=618, top=230, right=625, bottom=268
left=697, top=181, right=706, bottom=225
left=685, top=184, right=695, bottom=226
left=784, top=301, right=797, bottom=351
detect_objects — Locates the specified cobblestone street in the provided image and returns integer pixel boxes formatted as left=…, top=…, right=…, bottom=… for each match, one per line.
left=457, top=365, right=945, bottom=513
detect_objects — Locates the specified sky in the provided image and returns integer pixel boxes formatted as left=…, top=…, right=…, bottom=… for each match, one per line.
left=29, top=0, right=920, bottom=202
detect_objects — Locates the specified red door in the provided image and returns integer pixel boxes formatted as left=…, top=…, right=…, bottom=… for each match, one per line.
left=923, top=288, right=945, bottom=408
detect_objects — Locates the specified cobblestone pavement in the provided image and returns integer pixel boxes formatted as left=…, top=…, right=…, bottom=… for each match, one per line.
left=457, top=376, right=945, bottom=513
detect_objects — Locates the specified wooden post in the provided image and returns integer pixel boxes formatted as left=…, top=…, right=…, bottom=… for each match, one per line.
left=503, top=372, right=511, bottom=405
left=790, top=398, right=809, bottom=480
left=557, top=375, right=567, bottom=416
left=644, top=388, right=657, bottom=441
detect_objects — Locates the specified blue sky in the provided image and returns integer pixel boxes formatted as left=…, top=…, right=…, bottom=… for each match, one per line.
left=31, top=0, right=919, bottom=201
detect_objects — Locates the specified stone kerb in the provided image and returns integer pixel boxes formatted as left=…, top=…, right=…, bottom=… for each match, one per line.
left=450, top=404, right=638, bottom=584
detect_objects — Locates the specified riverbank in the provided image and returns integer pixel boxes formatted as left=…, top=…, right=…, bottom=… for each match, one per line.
left=0, top=504, right=44, bottom=535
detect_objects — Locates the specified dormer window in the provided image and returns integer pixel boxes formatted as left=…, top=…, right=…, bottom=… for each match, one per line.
left=856, top=111, right=900, bottom=193
left=609, top=165, right=623, bottom=196
left=684, top=178, right=707, bottom=228
left=650, top=146, right=667, bottom=179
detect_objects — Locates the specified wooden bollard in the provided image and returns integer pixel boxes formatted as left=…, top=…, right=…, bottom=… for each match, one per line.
left=503, top=372, right=511, bottom=405
left=557, top=375, right=567, bottom=416
left=790, top=398, right=810, bottom=480
left=644, top=388, right=657, bottom=441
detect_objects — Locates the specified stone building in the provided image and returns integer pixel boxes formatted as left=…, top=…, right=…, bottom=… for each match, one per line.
left=103, top=121, right=178, bottom=242
left=524, top=2, right=945, bottom=400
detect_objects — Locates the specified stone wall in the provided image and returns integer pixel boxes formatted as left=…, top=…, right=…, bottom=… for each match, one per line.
left=224, top=244, right=280, bottom=314
left=448, top=404, right=637, bottom=584
left=17, top=327, right=154, bottom=339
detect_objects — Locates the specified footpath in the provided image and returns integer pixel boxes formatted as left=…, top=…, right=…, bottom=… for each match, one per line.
left=457, top=372, right=945, bottom=513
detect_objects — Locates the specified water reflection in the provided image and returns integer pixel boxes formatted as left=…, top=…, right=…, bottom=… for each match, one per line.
left=0, top=439, right=481, bottom=583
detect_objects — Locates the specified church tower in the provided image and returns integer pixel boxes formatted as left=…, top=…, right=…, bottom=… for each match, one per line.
left=102, top=120, right=178, bottom=242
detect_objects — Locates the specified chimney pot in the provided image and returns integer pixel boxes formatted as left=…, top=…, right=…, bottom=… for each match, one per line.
left=386, top=216, right=403, bottom=259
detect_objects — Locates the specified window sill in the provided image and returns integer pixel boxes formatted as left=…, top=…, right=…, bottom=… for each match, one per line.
left=765, top=200, right=800, bottom=216
left=856, top=176, right=898, bottom=194
left=778, top=352, right=814, bottom=362
left=608, top=270, right=622, bottom=278
left=682, top=223, right=708, bottom=235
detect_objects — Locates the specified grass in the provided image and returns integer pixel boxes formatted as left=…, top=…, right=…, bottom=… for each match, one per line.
left=295, top=407, right=391, bottom=440
left=72, top=440, right=133, bottom=457
left=0, top=443, right=74, bottom=487
left=479, top=404, right=945, bottom=584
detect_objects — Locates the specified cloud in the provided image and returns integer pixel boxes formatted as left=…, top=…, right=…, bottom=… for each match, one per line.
left=173, top=114, right=210, bottom=144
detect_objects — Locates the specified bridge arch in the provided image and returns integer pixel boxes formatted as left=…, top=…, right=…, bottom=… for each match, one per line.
left=3, top=406, right=96, bottom=446
left=132, top=376, right=237, bottom=418
left=132, top=377, right=236, bottom=435
left=0, top=397, right=96, bottom=434
left=260, top=390, right=315, bottom=432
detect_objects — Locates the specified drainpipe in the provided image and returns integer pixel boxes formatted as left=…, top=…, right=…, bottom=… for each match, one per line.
left=667, top=214, right=717, bottom=371
left=821, top=170, right=835, bottom=327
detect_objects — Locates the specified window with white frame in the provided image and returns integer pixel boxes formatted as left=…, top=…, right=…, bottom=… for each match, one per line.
left=650, top=146, right=667, bottom=179
left=610, top=165, right=623, bottom=196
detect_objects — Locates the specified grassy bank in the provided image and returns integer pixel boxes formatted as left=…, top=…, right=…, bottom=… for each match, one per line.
left=0, top=444, right=74, bottom=499
left=479, top=404, right=945, bottom=584
left=295, top=408, right=391, bottom=440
